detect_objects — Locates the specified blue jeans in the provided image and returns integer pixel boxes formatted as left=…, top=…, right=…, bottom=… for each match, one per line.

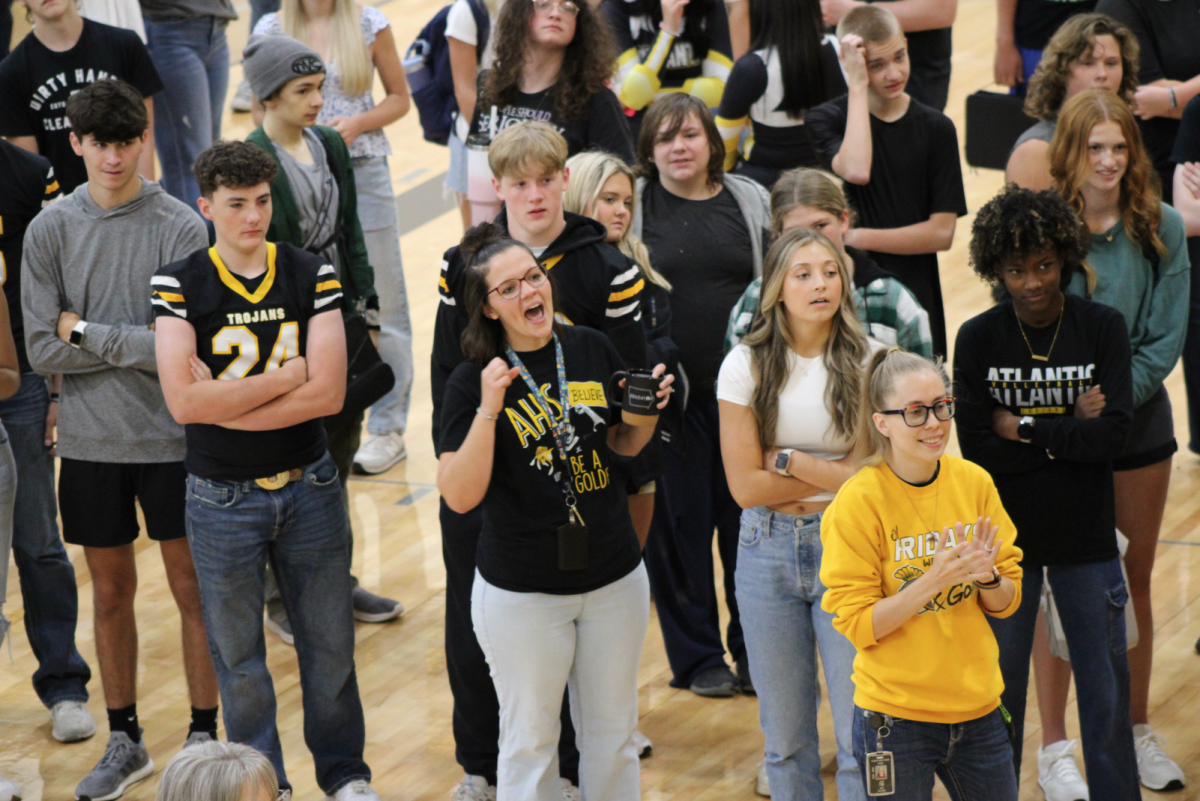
left=0, top=374, right=90, bottom=707
left=852, top=706, right=1018, bottom=801
left=185, top=452, right=369, bottom=794
left=735, top=507, right=862, bottom=801
left=988, top=558, right=1139, bottom=800
left=354, top=156, right=413, bottom=436
left=145, top=16, right=230, bottom=213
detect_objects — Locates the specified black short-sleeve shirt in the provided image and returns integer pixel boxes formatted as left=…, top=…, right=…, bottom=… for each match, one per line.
left=0, top=140, right=60, bottom=374
left=0, top=20, right=164, bottom=195
left=807, top=94, right=967, bottom=355
left=1172, top=95, right=1200, bottom=165
left=1014, top=0, right=1098, bottom=50
left=151, top=242, right=343, bottom=480
left=439, top=326, right=642, bottom=595
left=1096, top=0, right=1200, bottom=202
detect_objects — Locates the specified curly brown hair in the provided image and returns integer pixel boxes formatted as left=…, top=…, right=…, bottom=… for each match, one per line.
left=193, top=140, right=279, bottom=198
left=483, top=0, right=616, bottom=122
left=969, top=184, right=1089, bottom=287
left=1024, top=13, right=1139, bottom=121
left=1050, top=89, right=1165, bottom=261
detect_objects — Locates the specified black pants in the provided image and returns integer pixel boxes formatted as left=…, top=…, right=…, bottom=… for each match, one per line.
left=1184, top=236, right=1200, bottom=453
left=440, top=501, right=579, bottom=784
left=643, top=391, right=744, bottom=687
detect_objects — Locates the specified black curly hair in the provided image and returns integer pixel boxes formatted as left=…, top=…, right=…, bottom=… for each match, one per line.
left=65, top=79, right=147, bottom=143
left=969, top=184, right=1090, bottom=288
left=193, top=140, right=279, bottom=198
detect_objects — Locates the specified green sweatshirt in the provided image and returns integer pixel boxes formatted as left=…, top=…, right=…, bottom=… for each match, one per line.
left=246, top=125, right=376, bottom=306
left=1067, top=203, right=1189, bottom=407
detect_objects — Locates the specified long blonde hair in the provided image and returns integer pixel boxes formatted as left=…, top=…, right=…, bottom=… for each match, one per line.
left=855, top=348, right=948, bottom=467
left=743, top=228, right=869, bottom=449
left=563, top=150, right=672, bottom=290
left=280, top=0, right=373, bottom=97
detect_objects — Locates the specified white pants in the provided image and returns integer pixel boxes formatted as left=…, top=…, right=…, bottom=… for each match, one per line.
left=472, top=563, right=650, bottom=801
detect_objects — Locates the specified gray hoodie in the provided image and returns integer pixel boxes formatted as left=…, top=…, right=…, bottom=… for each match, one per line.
left=22, top=180, right=208, bottom=463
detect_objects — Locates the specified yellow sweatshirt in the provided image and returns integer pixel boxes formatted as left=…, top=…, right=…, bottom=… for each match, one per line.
left=819, top=455, right=1023, bottom=724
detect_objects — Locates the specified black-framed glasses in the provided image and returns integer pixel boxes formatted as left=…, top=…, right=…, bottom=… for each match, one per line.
left=487, top=267, right=548, bottom=301
left=879, top=398, right=956, bottom=427
left=531, top=0, right=580, bottom=15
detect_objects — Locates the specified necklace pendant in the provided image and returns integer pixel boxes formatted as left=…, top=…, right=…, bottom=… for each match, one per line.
left=1030, top=354, right=1049, bottom=362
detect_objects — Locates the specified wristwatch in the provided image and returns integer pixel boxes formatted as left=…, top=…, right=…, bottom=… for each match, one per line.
left=68, top=320, right=88, bottom=349
left=774, top=448, right=795, bottom=476
left=1017, top=415, right=1035, bottom=444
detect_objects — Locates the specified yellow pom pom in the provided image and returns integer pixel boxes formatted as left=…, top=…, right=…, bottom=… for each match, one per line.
left=619, top=64, right=660, bottom=111
left=687, top=77, right=725, bottom=109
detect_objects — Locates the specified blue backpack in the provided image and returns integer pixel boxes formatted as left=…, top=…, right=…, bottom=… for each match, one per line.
left=404, top=0, right=490, bottom=145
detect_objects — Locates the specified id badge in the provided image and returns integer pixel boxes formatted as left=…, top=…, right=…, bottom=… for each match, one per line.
left=866, top=751, right=895, bottom=796
left=557, top=522, right=588, bottom=571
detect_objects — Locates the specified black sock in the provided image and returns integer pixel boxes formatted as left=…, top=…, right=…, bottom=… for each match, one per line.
left=190, top=706, right=218, bottom=738
left=107, top=704, right=139, bottom=742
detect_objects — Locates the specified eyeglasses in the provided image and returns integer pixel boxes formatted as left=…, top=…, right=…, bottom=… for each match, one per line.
left=879, top=398, right=956, bottom=427
left=488, top=267, right=548, bottom=301
left=531, top=0, right=580, bottom=15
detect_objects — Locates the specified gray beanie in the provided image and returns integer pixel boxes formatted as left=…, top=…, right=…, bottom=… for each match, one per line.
left=242, top=34, right=325, bottom=103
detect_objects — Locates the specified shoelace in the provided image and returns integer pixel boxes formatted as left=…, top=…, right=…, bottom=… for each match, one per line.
left=1046, top=744, right=1084, bottom=784
left=343, top=780, right=371, bottom=797
left=96, top=739, right=136, bottom=769
left=1136, top=730, right=1173, bottom=765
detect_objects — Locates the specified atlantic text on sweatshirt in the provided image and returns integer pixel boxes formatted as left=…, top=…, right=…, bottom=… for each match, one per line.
left=21, top=180, right=208, bottom=462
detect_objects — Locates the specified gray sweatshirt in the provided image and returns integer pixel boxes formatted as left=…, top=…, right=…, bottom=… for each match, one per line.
left=22, top=180, right=208, bottom=463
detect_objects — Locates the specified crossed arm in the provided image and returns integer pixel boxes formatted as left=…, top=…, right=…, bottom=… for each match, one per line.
left=155, top=311, right=346, bottom=430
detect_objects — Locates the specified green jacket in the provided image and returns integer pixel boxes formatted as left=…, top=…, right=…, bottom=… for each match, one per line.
left=246, top=125, right=376, bottom=305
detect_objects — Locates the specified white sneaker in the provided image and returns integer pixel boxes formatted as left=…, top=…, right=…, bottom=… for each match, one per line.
left=51, top=700, right=96, bottom=743
left=326, top=779, right=379, bottom=801
left=1134, top=724, right=1185, bottom=791
left=560, top=779, right=579, bottom=801
left=1037, top=739, right=1089, bottom=801
left=755, top=761, right=770, bottom=796
left=0, top=773, right=20, bottom=801
left=450, top=776, right=494, bottom=801
left=632, top=729, right=652, bottom=758
left=231, top=79, right=253, bottom=112
left=352, top=432, right=407, bottom=475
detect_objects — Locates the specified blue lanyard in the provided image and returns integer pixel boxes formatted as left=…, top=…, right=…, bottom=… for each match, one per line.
left=504, top=335, right=583, bottom=524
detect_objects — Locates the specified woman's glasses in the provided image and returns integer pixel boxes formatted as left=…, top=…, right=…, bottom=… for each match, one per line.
left=879, top=398, right=956, bottom=427
left=531, top=0, right=580, bottom=16
left=488, top=268, right=548, bottom=301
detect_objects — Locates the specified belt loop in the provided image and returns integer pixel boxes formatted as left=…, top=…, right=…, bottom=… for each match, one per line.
left=763, top=508, right=773, bottom=538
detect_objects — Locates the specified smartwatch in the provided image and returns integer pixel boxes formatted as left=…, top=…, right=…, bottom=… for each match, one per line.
left=774, top=448, right=795, bottom=476
left=68, top=320, right=88, bottom=349
left=1017, top=415, right=1035, bottom=444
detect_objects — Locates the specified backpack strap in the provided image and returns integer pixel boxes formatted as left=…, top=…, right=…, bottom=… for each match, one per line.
left=466, top=0, right=490, bottom=63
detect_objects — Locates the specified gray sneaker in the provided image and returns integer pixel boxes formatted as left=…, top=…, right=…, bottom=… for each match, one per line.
left=52, top=700, right=97, bottom=743
left=183, top=731, right=214, bottom=748
left=230, top=78, right=253, bottom=112
left=74, top=731, right=154, bottom=801
left=266, top=601, right=294, bottom=647
left=352, top=584, right=404, bottom=623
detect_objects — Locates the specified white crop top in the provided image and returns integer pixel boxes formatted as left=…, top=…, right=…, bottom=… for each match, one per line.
left=717, top=341, right=880, bottom=502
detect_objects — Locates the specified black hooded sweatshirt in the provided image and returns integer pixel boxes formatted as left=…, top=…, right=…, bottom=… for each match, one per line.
left=431, top=211, right=649, bottom=451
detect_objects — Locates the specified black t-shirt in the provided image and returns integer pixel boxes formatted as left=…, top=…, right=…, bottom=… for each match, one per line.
left=717, top=41, right=846, bottom=173
left=0, top=20, right=164, bottom=195
left=1097, top=0, right=1200, bottom=203
left=1172, top=94, right=1200, bottom=165
left=151, top=242, right=342, bottom=479
left=954, top=296, right=1133, bottom=567
left=470, top=75, right=635, bottom=163
left=641, top=182, right=754, bottom=393
left=807, top=94, right=967, bottom=355
left=1014, top=0, right=1098, bottom=50
left=439, top=326, right=642, bottom=594
left=0, top=140, right=59, bottom=374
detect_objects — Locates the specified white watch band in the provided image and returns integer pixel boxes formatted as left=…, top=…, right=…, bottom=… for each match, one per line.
left=69, top=320, right=88, bottom=349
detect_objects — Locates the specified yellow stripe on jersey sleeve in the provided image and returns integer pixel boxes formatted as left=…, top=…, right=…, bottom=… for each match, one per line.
left=609, top=279, right=644, bottom=303
left=316, top=280, right=342, bottom=293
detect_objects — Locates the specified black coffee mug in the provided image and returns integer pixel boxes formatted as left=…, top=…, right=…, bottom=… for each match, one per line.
left=608, top=368, right=660, bottom=427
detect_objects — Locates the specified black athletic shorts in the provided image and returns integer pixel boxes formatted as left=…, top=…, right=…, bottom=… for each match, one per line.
left=58, top=459, right=188, bottom=547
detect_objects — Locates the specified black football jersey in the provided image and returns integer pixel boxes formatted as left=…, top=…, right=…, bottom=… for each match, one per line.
left=152, top=241, right=343, bottom=479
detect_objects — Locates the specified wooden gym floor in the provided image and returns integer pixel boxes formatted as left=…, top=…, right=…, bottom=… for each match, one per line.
left=2, top=0, right=1199, bottom=797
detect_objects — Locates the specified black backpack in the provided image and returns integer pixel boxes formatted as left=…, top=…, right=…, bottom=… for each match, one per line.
left=404, top=0, right=490, bottom=145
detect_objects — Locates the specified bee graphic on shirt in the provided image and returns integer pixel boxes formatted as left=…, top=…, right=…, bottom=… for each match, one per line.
left=531, top=446, right=554, bottom=473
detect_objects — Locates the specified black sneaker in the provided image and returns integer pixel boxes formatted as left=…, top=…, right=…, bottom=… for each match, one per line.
left=736, top=653, right=755, bottom=695
left=690, top=665, right=738, bottom=698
